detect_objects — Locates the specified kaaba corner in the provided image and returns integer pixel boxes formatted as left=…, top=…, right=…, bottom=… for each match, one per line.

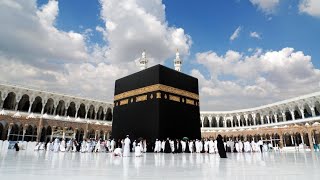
left=112, top=64, right=201, bottom=142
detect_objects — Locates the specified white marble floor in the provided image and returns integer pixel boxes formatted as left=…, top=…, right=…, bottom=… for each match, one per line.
left=0, top=150, right=319, bottom=180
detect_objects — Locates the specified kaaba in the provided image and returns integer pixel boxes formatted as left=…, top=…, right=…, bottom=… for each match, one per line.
left=112, top=64, right=201, bottom=142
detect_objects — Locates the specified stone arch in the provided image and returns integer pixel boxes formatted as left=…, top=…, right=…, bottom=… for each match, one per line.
left=285, top=108, right=292, bottom=121
left=24, top=124, right=37, bottom=142
left=218, top=116, right=224, bottom=127
left=3, top=92, right=16, bottom=110
left=106, top=107, right=113, bottom=121
left=293, top=106, right=302, bottom=119
left=88, top=129, right=95, bottom=139
left=75, top=128, right=84, bottom=142
left=303, top=103, right=312, bottom=118
left=240, top=115, right=245, bottom=126
left=44, top=98, right=55, bottom=115
left=315, top=101, right=320, bottom=116
left=211, top=116, right=217, bottom=127
left=226, top=119, right=232, bottom=127
left=87, top=105, right=95, bottom=119
left=203, top=116, right=209, bottom=127
left=232, top=116, right=238, bottom=127
left=77, top=103, right=86, bottom=118
left=262, top=115, right=268, bottom=124
left=247, top=114, right=254, bottom=126
left=256, top=113, right=261, bottom=125
left=67, top=102, right=76, bottom=117
left=55, top=100, right=65, bottom=116
left=9, top=123, right=23, bottom=141
left=17, top=94, right=30, bottom=112
left=276, top=109, right=283, bottom=122
left=31, top=96, right=43, bottom=113
left=97, top=106, right=104, bottom=120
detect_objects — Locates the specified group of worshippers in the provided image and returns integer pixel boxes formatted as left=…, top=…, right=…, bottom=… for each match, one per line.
left=152, top=135, right=226, bottom=158
left=36, top=138, right=119, bottom=153
left=224, top=139, right=272, bottom=153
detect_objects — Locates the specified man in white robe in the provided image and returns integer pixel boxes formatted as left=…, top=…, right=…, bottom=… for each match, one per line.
left=81, top=140, right=87, bottom=153
left=208, top=139, right=214, bottom=154
left=53, top=138, right=60, bottom=152
left=110, top=139, right=115, bottom=152
left=181, top=140, right=186, bottom=152
left=66, top=139, right=73, bottom=152
left=46, top=141, right=53, bottom=151
left=113, top=147, right=122, bottom=156
left=204, top=139, right=209, bottom=153
left=230, top=139, right=235, bottom=153
left=106, top=139, right=111, bottom=152
left=189, top=141, right=194, bottom=153
left=235, top=141, right=240, bottom=152
left=123, top=135, right=131, bottom=157
left=154, top=139, right=159, bottom=152
left=95, top=140, right=101, bottom=152
left=170, top=139, right=174, bottom=153
left=239, top=140, right=243, bottom=153
left=60, top=139, right=66, bottom=152
left=39, top=143, right=45, bottom=150
left=34, top=142, right=40, bottom=151
left=244, top=141, right=251, bottom=152
left=132, top=140, right=136, bottom=152
left=161, top=140, right=165, bottom=152
left=135, top=143, right=143, bottom=157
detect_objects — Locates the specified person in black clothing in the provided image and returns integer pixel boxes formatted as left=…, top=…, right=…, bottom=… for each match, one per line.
left=14, top=142, right=19, bottom=151
left=217, top=134, right=227, bottom=158
left=164, top=138, right=171, bottom=153
left=185, top=140, right=190, bottom=153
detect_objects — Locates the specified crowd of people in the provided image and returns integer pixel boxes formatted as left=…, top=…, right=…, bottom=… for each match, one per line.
left=27, top=134, right=276, bottom=158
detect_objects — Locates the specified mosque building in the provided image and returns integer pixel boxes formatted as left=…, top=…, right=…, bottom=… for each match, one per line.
left=0, top=51, right=319, bottom=151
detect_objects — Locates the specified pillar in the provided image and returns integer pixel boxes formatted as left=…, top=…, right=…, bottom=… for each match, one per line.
left=15, top=100, right=19, bottom=111
left=95, top=130, right=98, bottom=140
left=290, top=110, right=295, bottom=120
left=208, top=116, right=212, bottom=127
left=300, top=133, right=304, bottom=144
left=300, top=109, right=305, bottom=119
left=73, top=129, right=77, bottom=139
left=28, top=101, right=34, bottom=113
left=64, top=105, right=69, bottom=116
left=279, top=133, right=284, bottom=148
left=6, top=124, right=12, bottom=140
left=252, top=114, right=256, bottom=125
left=62, top=128, right=66, bottom=139
left=311, top=107, right=316, bottom=117
left=22, top=129, right=26, bottom=141
left=107, top=132, right=110, bottom=140
left=282, top=112, right=287, bottom=121
left=103, top=132, right=106, bottom=140
left=36, top=119, right=43, bottom=142
left=267, top=115, right=270, bottom=124
left=274, top=114, right=278, bottom=123
left=290, top=134, right=294, bottom=145
left=307, top=130, right=314, bottom=151
left=85, top=111, right=88, bottom=119
left=200, top=116, right=204, bottom=128
left=50, top=127, right=55, bottom=141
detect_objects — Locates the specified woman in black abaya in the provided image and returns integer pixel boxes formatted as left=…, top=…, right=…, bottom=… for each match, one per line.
left=217, top=134, right=227, bottom=158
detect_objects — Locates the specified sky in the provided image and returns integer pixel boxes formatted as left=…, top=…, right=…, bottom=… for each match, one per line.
left=0, top=0, right=319, bottom=111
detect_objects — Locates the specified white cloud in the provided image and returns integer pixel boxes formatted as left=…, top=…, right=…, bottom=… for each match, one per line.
left=250, top=31, right=261, bottom=39
left=0, top=0, right=192, bottom=102
left=230, top=26, right=241, bottom=41
left=250, top=0, right=280, bottom=15
left=194, top=47, right=320, bottom=110
left=299, top=0, right=320, bottom=17
left=98, top=0, right=192, bottom=64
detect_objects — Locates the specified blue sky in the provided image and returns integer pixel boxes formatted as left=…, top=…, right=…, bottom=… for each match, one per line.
left=1, top=0, right=319, bottom=110
left=38, top=0, right=320, bottom=67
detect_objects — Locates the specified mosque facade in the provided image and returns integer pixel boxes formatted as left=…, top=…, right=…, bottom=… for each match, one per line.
left=0, top=51, right=319, bottom=151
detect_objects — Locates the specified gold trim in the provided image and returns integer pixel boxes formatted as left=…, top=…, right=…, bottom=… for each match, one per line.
left=114, top=84, right=199, bottom=101
left=119, top=99, right=128, bottom=105
left=136, top=95, right=147, bottom=102
left=169, top=95, right=180, bottom=102
left=186, top=99, right=195, bottom=105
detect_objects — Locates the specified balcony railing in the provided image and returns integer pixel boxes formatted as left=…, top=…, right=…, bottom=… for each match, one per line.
left=201, top=116, right=320, bottom=132
left=0, top=109, right=112, bottom=126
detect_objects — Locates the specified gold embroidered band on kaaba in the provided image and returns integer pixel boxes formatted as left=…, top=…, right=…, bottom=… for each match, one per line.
left=114, top=84, right=199, bottom=101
